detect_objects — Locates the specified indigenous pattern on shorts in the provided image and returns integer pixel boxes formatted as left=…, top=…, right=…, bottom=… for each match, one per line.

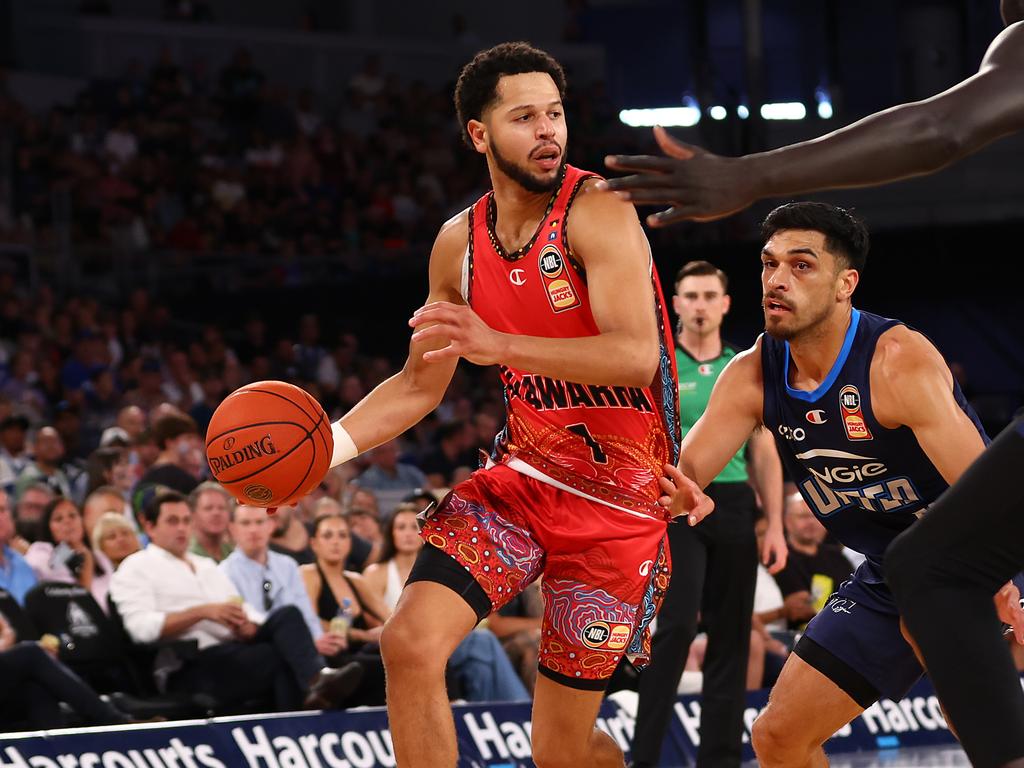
left=465, top=164, right=681, bottom=514
left=420, top=464, right=671, bottom=684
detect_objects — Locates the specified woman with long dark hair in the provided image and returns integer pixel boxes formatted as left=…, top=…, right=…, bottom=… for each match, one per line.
left=300, top=512, right=390, bottom=705
left=24, top=497, right=112, bottom=611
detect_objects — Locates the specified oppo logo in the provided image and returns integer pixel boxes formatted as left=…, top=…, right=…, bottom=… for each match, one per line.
left=777, top=425, right=806, bottom=442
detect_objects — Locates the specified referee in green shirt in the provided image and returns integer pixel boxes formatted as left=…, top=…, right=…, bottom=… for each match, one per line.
left=630, top=261, right=787, bottom=768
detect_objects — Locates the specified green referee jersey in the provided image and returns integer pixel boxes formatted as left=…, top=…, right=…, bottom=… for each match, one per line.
left=675, top=341, right=748, bottom=483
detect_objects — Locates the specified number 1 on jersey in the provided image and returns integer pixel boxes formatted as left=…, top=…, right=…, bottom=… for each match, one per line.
left=567, top=423, right=607, bottom=463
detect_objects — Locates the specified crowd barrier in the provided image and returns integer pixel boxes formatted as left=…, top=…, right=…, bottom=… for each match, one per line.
left=6, top=675, right=1017, bottom=767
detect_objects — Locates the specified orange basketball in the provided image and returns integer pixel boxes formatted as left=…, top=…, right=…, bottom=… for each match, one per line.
left=205, top=380, right=334, bottom=507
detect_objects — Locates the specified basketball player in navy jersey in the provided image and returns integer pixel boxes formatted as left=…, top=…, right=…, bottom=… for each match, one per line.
left=605, top=5, right=1024, bottom=765
left=317, top=42, right=706, bottom=768
left=659, top=201, right=995, bottom=767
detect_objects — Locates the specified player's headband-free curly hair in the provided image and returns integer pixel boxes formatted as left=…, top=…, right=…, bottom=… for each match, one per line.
left=454, top=41, right=567, bottom=148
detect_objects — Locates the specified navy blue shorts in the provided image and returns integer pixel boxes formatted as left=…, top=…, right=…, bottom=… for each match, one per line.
left=796, top=573, right=923, bottom=707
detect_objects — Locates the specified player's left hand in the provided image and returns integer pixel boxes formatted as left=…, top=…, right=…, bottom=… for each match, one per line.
left=761, top=523, right=789, bottom=574
left=658, top=463, right=714, bottom=526
left=409, top=302, right=508, bottom=365
left=995, top=581, right=1024, bottom=645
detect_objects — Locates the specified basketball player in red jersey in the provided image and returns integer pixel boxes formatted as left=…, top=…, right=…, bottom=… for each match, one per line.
left=321, top=42, right=708, bottom=767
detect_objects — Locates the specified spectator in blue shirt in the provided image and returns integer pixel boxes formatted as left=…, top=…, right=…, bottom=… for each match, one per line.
left=0, top=490, right=38, bottom=604
left=352, top=439, right=427, bottom=516
left=220, top=504, right=347, bottom=659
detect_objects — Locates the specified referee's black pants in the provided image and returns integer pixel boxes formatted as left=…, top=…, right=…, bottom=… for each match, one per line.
left=887, top=417, right=1024, bottom=768
left=631, top=481, right=758, bottom=768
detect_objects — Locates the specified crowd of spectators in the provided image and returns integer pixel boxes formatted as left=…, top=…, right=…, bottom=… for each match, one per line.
left=0, top=384, right=530, bottom=729
left=1, top=46, right=636, bottom=273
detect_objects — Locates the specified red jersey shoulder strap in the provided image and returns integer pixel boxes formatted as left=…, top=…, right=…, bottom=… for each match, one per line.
left=557, top=166, right=601, bottom=278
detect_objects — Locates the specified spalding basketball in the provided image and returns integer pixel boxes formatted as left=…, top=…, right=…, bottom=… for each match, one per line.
left=205, top=381, right=334, bottom=507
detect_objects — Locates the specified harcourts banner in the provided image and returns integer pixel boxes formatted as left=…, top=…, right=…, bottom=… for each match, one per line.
left=2, top=675, right=1005, bottom=768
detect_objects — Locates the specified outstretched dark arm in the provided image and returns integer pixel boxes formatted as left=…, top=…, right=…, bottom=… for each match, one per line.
left=602, top=22, right=1024, bottom=226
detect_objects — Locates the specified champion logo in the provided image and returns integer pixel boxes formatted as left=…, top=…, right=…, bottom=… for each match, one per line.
left=805, top=409, right=828, bottom=425
left=509, top=269, right=527, bottom=286
left=697, top=364, right=714, bottom=376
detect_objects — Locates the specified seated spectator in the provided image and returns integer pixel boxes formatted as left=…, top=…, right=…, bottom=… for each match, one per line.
left=187, top=481, right=234, bottom=562
left=0, top=414, right=30, bottom=495
left=91, top=512, right=141, bottom=570
left=352, top=439, right=427, bottom=515
left=313, top=497, right=372, bottom=571
left=111, top=491, right=362, bottom=712
left=83, top=446, right=133, bottom=500
left=348, top=487, right=380, bottom=518
left=16, top=427, right=73, bottom=500
left=24, top=497, right=113, bottom=612
left=136, top=409, right=203, bottom=495
left=269, top=504, right=314, bottom=564
left=363, top=504, right=529, bottom=702
left=0, top=612, right=133, bottom=731
left=300, top=513, right=388, bottom=652
left=346, top=506, right=383, bottom=566
left=114, top=405, right=147, bottom=444
left=14, top=482, right=54, bottom=548
left=420, top=420, right=476, bottom=488
left=0, top=490, right=37, bottom=604
left=81, top=485, right=132, bottom=541
left=221, top=505, right=390, bottom=704
left=773, top=493, right=855, bottom=631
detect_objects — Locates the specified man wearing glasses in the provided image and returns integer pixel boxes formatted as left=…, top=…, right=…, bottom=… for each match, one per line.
left=111, top=491, right=360, bottom=711
left=221, top=504, right=348, bottom=659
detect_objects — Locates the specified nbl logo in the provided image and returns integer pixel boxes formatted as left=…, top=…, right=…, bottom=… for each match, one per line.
left=583, top=623, right=610, bottom=646
left=841, top=390, right=860, bottom=410
left=539, top=248, right=564, bottom=278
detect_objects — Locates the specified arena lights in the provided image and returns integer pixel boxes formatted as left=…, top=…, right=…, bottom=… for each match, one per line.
left=816, top=87, right=834, bottom=119
left=760, top=102, right=807, bottom=120
left=709, top=105, right=728, bottom=121
left=737, top=104, right=750, bottom=119
left=618, top=107, right=701, bottom=128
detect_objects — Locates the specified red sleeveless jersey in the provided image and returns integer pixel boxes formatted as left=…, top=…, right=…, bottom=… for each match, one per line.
left=466, top=165, right=681, bottom=514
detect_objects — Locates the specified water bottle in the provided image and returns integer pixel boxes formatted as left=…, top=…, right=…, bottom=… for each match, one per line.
left=329, top=597, right=354, bottom=636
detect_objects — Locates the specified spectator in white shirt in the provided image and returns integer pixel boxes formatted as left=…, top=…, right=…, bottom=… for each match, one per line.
left=110, top=491, right=362, bottom=711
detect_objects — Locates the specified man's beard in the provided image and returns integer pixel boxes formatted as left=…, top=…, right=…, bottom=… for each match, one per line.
left=490, top=137, right=565, bottom=194
left=764, top=300, right=831, bottom=342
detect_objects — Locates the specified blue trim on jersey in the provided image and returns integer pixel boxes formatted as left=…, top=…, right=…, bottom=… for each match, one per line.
left=784, top=308, right=861, bottom=403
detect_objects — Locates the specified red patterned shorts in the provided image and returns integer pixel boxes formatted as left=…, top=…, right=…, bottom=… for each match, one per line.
left=420, top=463, right=671, bottom=689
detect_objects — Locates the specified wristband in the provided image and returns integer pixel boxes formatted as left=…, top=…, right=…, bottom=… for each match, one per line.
left=330, top=422, right=359, bottom=468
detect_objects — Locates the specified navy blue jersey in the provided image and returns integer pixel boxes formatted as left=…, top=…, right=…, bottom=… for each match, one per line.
left=762, top=308, right=987, bottom=577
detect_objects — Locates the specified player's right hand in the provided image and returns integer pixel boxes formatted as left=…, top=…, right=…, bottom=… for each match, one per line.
left=600, top=126, right=757, bottom=226
left=658, top=463, right=714, bottom=526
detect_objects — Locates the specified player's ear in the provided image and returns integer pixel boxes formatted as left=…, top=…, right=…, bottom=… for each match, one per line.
left=722, top=294, right=731, bottom=316
left=466, top=119, right=487, bottom=155
left=837, top=268, right=859, bottom=302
